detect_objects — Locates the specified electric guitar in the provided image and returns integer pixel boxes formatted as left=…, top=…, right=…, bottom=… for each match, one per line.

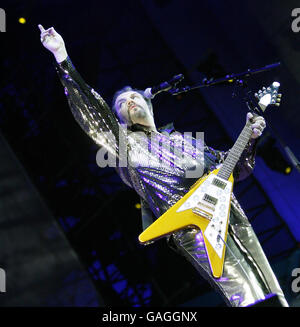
left=139, top=82, right=281, bottom=278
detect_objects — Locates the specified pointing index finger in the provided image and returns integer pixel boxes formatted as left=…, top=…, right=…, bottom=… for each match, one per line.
left=38, top=24, right=45, bottom=32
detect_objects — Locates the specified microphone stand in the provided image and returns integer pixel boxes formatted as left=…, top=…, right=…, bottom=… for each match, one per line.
left=168, top=62, right=281, bottom=95
left=168, top=61, right=300, bottom=174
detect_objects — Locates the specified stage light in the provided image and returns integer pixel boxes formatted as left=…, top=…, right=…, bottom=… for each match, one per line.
left=18, top=17, right=26, bottom=24
left=285, top=167, right=292, bottom=174
left=135, top=203, right=141, bottom=209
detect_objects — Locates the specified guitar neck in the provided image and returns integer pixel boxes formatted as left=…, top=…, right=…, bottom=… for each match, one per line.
left=217, top=121, right=253, bottom=180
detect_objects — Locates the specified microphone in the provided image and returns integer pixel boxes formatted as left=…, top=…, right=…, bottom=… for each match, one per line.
left=144, top=74, right=184, bottom=99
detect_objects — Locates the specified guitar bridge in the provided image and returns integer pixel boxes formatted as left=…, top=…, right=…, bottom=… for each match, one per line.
left=192, top=207, right=213, bottom=221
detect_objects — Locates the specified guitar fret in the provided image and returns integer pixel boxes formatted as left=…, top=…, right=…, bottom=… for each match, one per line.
left=217, top=122, right=252, bottom=180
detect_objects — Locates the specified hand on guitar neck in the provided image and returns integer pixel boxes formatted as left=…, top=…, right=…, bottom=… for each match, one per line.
left=246, top=112, right=266, bottom=139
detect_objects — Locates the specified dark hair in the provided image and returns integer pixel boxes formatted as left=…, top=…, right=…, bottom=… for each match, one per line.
left=112, top=85, right=153, bottom=124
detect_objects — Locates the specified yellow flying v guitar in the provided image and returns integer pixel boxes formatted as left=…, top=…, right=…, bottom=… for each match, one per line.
left=139, top=82, right=282, bottom=278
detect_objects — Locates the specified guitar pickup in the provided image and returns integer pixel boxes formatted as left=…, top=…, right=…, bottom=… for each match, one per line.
left=203, top=193, right=218, bottom=206
left=212, top=178, right=227, bottom=190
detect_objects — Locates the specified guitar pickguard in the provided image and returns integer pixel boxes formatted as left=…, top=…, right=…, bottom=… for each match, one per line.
left=177, top=173, right=232, bottom=259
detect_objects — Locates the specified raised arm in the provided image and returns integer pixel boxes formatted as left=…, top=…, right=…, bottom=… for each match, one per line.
left=38, top=24, right=125, bottom=158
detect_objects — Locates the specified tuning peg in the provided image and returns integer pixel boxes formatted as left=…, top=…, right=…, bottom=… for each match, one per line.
left=277, top=93, right=282, bottom=98
left=275, top=103, right=280, bottom=107
left=272, top=81, right=280, bottom=89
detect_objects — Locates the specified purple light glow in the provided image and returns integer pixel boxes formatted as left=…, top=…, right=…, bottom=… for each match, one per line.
left=195, top=231, right=204, bottom=243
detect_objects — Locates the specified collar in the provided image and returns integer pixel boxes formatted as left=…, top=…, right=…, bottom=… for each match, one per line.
left=129, top=122, right=175, bottom=134
left=157, top=122, right=175, bottom=133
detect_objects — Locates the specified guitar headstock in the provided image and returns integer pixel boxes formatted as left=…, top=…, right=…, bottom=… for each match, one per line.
left=254, top=81, right=282, bottom=112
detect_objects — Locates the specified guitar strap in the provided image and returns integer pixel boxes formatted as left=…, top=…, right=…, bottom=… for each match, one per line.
left=140, top=198, right=155, bottom=230
left=220, top=225, right=271, bottom=296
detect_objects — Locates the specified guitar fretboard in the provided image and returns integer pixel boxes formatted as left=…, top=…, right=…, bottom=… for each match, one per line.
left=217, top=121, right=253, bottom=180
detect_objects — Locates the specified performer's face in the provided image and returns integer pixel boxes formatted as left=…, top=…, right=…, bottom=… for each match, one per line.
left=115, top=91, right=155, bottom=127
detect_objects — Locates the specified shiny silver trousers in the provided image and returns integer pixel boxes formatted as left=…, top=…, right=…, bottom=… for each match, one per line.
left=171, top=196, right=289, bottom=307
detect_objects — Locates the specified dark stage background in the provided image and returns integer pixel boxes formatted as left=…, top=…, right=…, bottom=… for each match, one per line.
left=0, top=0, right=300, bottom=307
